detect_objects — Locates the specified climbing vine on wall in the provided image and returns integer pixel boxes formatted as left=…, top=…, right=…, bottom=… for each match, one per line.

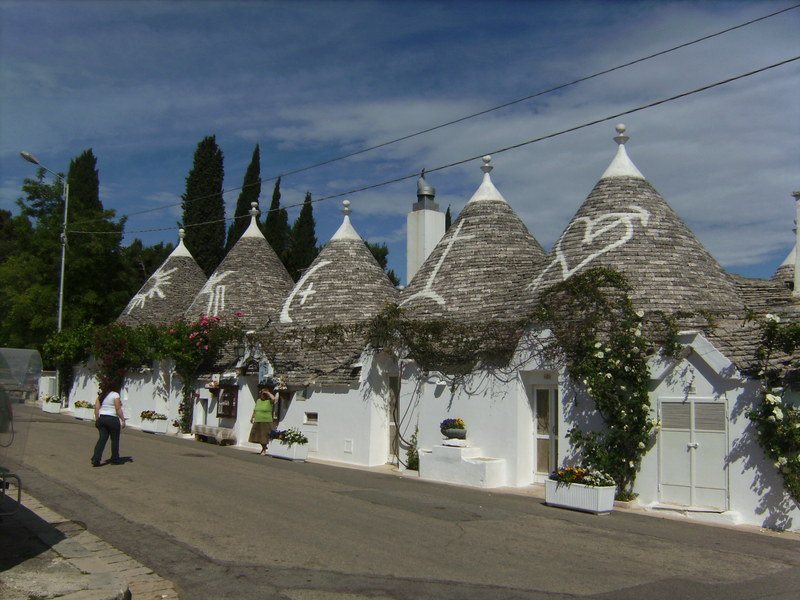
left=746, top=313, right=800, bottom=504
left=535, top=268, right=657, bottom=499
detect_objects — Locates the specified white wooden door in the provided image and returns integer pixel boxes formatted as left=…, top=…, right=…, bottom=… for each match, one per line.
left=659, top=398, right=728, bottom=510
left=530, top=386, right=558, bottom=482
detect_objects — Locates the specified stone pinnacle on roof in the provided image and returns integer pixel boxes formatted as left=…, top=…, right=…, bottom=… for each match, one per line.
left=601, top=124, right=645, bottom=180
left=241, top=202, right=261, bottom=238
left=117, top=228, right=207, bottom=326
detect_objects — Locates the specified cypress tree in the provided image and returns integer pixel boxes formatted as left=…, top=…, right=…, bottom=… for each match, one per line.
left=285, top=192, right=319, bottom=281
left=366, top=241, right=400, bottom=287
left=262, top=176, right=291, bottom=261
left=226, top=144, right=261, bottom=251
left=445, top=205, right=452, bottom=231
left=182, top=135, right=225, bottom=276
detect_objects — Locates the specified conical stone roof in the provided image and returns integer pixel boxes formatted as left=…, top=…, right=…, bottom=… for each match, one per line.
left=772, top=244, right=795, bottom=289
left=185, top=204, right=294, bottom=332
left=265, top=201, right=399, bottom=385
left=527, top=125, right=743, bottom=315
left=399, top=156, right=546, bottom=322
left=118, top=230, right=207, bottom=327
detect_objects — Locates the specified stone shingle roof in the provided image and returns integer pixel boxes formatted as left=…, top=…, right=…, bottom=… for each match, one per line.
left=772, top=244, right=795, bottom=290
left=399, top=156, right=546, bottom=323
left=118, top=230, right=207, bottom=327
left=262, top=202, right=399, bottom=387
left=185, top=208, right=294, bottom=333
left=526, top=125, right=743, bottom=316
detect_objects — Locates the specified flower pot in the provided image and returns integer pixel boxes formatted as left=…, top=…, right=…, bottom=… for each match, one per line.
left=545, top=479, right=616, bottom=515
left=74, top=407, right=95, bottom=421
left=42, top=401, right=62, bottom=414
left=141, top=419, right=168, bottom=434
left=270, top=441, right=308, bottom=461
left=441, top=428, right=466, bottom=439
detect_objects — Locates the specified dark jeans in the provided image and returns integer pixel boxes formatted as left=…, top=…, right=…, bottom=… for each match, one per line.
left=92, top=415, right=121, bottom=464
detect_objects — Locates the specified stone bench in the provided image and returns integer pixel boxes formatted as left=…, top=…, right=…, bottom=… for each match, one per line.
left=192, top=424, right=236, bottom=445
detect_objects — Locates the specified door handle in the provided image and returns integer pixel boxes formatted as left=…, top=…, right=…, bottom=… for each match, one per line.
left=687, top=442, right=699, bottom=449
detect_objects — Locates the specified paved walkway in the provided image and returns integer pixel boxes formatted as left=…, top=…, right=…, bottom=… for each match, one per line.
left=0, top=483, right=178, bottom=600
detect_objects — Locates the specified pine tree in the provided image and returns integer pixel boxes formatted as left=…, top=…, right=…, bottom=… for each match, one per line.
left=182, top=136, right=225, bottom=276
left=226, top=144, right=261, bottom=251
left=285, top=192, right=319, bottom=281
left=262, top=176, right=291, bottom=261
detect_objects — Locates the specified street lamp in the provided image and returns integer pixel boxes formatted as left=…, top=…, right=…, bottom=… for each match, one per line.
left=20, top=151, right=70, bottom=333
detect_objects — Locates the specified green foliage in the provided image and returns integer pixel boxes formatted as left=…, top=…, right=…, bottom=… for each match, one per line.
left=549, top=466, right=615, bottom=487
left=285, top=192, right=319, bottom=281
left=537, top=267, right=656, bottom=497
left=262, top=177, right=291, bottom=261
left=182, top=135, right=226, bottom=277
left=120, top=239, right=174, bottom=294
left=746, top=314, right=800, bottom=503
left=748, top=390, right=800, bottom=503
left=92, top=322, right=151, bottom=394
left=43, top=322, right=96, bottom=396
left=405, top=427, right=419, bottom=471
left=368, top=305, right=527, bottom=375
left=269, top=428, right=309, bottom=447
left=226, top=144, right=261, bottom=251
left=444, top=205, right=452, bottom=231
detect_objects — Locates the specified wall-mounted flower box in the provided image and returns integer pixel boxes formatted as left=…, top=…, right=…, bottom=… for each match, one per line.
left=545, top=479, right=616, bottom=515
left=270, top=440, right=308, bottom=461
left=73, top=406, right=95, bottom=421
left=141, top=419, right=168, bottom=434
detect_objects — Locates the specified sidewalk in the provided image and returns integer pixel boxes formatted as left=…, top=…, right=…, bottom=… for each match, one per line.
left=0, top=484, right=178, bottom=600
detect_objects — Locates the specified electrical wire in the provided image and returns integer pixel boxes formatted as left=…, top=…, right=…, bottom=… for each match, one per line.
left=68, top=55, right=800, bottom=236
left=66, top=3, right=800, bottom=230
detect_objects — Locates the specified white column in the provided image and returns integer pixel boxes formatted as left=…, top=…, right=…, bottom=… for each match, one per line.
left=793, top=191, right=799, bottom=296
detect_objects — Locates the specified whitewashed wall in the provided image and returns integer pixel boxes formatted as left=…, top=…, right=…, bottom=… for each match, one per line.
left=269, top=351, right=396, bottom=466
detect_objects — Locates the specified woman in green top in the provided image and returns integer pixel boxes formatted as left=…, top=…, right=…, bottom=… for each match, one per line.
left=249, top=383, right=278, bottom=455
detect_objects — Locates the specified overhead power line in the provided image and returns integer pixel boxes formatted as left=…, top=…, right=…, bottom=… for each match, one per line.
left=69, top=55, right=799, bottom=236
left=67, top=3, right=800, bottom=230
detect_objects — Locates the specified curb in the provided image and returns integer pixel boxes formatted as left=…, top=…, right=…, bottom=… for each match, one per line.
left=1, top=489, right=180, bottom=600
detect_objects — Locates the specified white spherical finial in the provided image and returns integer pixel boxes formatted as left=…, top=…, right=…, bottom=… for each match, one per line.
left=481, top=155, right=493, bottom=174
left=614, top=123, right=629, bottom=146
left=342, top=200, right=351, bottom=216
left=178, top=228, right=186, bottom=240
left=249, top=202, right=259, bottom=218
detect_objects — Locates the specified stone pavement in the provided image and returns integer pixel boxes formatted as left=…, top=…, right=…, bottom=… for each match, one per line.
left=0, top=484, right=179, bottom=600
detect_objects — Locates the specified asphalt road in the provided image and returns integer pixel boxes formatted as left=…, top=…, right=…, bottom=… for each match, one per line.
left=4, top=404, right=800, bottom=599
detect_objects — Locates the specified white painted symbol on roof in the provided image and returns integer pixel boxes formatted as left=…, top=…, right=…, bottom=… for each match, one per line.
left=528, top=206, right=650, bottom=292
left=197, top=270, right=233, bottom=316
left=299, top=283, right=316, bottom=305
left=127, top=266, right=178, bottom=312
left=400, top=218, right=474, bottom=307
left=280, top=260, right=332, bottom=323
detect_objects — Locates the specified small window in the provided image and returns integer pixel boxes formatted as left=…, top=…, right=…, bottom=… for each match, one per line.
left=304, top=412, right=318, bottom=424
left=216, top=385, right=238, bottom=418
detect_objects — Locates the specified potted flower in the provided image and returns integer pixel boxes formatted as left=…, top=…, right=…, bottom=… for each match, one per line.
left=41, top=395, right=62, bottom=414
left=140, top=410, right=168, bottom=434
left=545, top=467, right=616, bottom=515
left=73, top=400, right=95, bottom=421
left=268, top=428, right=309, bottom=461
left=440, top=418, right=466, bottom=439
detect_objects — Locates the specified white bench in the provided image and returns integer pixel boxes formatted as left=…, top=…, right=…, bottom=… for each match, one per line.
left=192, top=424, right=236, bottom=445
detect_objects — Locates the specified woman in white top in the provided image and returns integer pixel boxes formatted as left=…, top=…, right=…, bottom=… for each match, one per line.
left=91, top=381, right=126, bottom=466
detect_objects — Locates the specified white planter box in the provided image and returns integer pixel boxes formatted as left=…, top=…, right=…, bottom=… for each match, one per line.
left=270, top=441, right=308, bottom=461
left=545, top=479, right=616, bottom=515
left=42, top=401, right=62, bottom=414
left=74, top=407, right=95, bottom=421
left=141, top=419, right=168, bottom=434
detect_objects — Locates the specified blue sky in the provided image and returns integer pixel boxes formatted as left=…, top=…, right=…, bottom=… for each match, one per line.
left=1, top=0, right=798, bottom=285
